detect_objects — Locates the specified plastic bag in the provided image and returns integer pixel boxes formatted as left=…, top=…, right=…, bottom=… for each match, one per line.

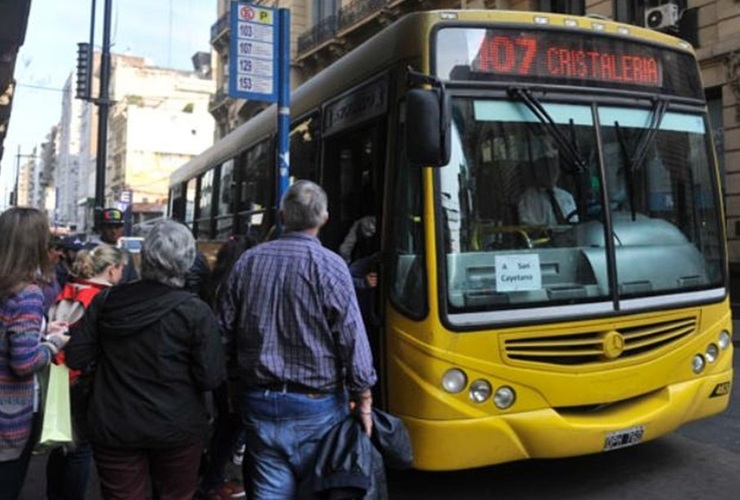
left=34, top=363, right=73, bottom=453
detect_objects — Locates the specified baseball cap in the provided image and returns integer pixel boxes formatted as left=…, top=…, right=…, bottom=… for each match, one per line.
left=101, top=208, right=124, bottom=225
left=49, top=234, right=65, bottom=249
left=61, top=235, right=84, bottom=251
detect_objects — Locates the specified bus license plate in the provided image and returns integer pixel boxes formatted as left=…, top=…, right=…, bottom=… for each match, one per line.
left=603, top=425, right=645, bottom=451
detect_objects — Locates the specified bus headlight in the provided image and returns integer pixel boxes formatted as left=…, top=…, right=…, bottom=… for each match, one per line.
left=494, top=386, right=516, bottom=409
left=442, top=369, right=467, bottom=394
left=469, top=380, right=492, bottom=403
left=691, top=354, right=705, bottom=374
left=718, top=330, right=731, bottom=350
left=705, top=344, right=719, bottom=363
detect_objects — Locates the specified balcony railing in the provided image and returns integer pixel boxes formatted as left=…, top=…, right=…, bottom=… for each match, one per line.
left=338, top=0, right=388, bottom=32
left=210, top=12, right=229, bottom=44
left=297, top=15, right=338, bottom=55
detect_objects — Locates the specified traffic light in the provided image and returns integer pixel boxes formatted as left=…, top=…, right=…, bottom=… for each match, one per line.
left=76, top=42, right=92, bottom=100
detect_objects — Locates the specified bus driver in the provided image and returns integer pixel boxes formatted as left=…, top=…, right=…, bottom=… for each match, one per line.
left=517, top=149, right=578, bottom=226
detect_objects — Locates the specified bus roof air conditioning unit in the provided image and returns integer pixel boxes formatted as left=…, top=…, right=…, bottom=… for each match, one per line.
left=645, top=3, right=680, bottom=30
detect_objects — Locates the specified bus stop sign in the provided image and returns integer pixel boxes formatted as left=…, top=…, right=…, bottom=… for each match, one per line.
left=230, top=2, right=279, bottom=103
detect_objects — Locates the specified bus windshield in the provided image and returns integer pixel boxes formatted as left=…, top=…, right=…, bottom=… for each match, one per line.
left=439, top=97, right=724, bottom=324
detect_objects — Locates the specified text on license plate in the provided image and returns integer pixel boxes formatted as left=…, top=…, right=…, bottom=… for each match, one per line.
left=603, top=425, right=645, bottom=451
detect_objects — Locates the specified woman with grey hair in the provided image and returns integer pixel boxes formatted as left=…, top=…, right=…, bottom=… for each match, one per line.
left=140, top=219, right=197, bottom=286
left=66, top=220, right=225, bottom=500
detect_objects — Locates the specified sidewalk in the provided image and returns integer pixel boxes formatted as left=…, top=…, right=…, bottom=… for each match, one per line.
left=19, top=453, right=101, bottom=499
left=19, top=450, right=243, bottom=499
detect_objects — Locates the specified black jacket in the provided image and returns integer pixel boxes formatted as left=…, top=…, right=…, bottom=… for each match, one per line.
left=184, top=251, right=211, bottom=302
left=65, top=280, right=226, bottom=448
left=300, top=409, right=413, bottom=500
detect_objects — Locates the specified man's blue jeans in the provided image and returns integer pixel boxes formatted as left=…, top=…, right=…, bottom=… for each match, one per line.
left=240, top=388, right=348, bottom=500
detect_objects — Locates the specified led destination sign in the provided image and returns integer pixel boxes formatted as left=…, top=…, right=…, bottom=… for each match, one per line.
left=475, top=35, right=661, bottom=86
left=435, top=28, right=702, bottom=98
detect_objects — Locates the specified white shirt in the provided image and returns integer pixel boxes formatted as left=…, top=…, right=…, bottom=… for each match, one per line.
left=518, top=186, right=578, bottom=226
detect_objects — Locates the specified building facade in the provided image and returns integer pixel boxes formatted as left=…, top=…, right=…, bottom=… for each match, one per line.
left=56, top=74, right=86, bottom=230
left=15, top=147, right=36, bottom=207
left=106, top=55, right=215, bottom=227
left=56, top=52, right=215, bottom=232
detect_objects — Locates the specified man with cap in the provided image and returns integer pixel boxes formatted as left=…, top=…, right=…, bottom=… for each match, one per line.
left=86, top=208, right=138, bottom=283
left=55, top=235, right=84, bottom=287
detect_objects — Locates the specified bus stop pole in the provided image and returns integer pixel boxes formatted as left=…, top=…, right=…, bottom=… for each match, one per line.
left=276, top=8, right=291, bottom=234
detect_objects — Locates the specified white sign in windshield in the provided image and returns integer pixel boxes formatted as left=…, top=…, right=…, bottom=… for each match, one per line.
left=495, top=254, right=542, bottom=292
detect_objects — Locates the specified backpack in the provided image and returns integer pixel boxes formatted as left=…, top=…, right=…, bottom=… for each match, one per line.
left=48, top=281, right=109, bottom=378
left=49, top=281, right=108, bottom=325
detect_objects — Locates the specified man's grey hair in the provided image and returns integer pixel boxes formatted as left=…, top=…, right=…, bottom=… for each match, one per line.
left=140, top=220, right=196, bottom=287
left=280, top=180, right=328, bottom=232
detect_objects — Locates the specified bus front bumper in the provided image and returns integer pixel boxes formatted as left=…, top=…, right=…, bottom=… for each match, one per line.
left=402, top=369, right=732, bottom=471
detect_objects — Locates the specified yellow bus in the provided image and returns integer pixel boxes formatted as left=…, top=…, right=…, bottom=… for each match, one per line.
left=168, top=10, right=733, bottom=471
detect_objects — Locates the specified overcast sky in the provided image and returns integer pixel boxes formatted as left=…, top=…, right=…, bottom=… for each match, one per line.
left=0, top=0, right=215, bottom=208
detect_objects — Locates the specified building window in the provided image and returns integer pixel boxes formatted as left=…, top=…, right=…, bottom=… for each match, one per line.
left=312, top=0, right=338, bottom=24
left=614, top=0, right=652, bottom=25
left=539, top=0, right=584, bottom=15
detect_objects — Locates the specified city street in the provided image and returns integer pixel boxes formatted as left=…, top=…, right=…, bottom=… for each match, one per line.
left=19, top=351, right=740, bottom=499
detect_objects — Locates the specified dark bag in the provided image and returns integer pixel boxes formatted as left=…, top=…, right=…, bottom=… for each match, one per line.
left=369, top=409, right=413, bottom=471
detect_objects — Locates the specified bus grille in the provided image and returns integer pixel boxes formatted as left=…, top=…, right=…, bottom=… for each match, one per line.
left=503, top=317, right=697, bottom=365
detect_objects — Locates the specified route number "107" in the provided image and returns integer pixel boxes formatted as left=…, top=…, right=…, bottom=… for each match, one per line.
left=476, top=36, right=538, bottom=74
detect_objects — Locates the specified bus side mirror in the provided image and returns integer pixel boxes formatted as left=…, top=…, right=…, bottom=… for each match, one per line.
left=406, top=88, right=451, bottom=167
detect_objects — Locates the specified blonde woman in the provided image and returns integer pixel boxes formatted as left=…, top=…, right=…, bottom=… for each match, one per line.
left=48, top=245, right=127, bottom=325
left=46, top=244, right=127, bottom=500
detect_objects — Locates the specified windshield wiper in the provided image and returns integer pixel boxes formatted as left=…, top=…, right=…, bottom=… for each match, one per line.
left=613, top=97, right=669, bottom=221
left=621, top=97, right=669, bottom=174
left=614, top=122, right=637, bottom=221
left=508, top=86, right=588, bottom=173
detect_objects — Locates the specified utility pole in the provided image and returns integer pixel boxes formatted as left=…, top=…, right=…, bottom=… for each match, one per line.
left=10, top=145, right=20, bottom=206
left=12, top=145, right=36, bottom=206
left=93, top=0, right=113, bottom=229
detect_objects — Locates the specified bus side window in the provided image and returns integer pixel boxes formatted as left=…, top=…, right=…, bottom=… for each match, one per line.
left=238, top=140, right=273, bottom=241
left=290, top=114, right=320, bottom=183
left=216, top=159, right=235, bottom=239
left=185, top=178, right=197, bottom=231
